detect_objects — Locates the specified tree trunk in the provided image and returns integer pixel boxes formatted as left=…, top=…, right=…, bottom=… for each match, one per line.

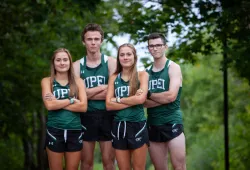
left=37, top=105, right=48, bottom=170
left=23, top=137, right=35, bottom=170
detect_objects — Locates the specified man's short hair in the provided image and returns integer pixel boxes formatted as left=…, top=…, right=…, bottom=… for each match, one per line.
left=147, top=33, right=167, bottom=45
left=81, top=23, right=104, bottom=42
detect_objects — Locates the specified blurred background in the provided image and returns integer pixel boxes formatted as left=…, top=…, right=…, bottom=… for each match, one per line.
left=0, top=0, right=250, bottom=169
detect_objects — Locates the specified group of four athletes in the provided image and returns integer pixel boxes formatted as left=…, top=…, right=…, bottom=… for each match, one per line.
left=41, top=23, right=186, bottom=170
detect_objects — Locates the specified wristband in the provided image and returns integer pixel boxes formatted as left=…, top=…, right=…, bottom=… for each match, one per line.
left=69, top=98, right=74, bottom=104
left=116, top=97, right=121, bottom=103
left=147, top=91, right=152, bottom=99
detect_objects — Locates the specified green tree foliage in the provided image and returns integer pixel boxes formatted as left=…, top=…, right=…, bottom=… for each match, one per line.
left=1, top=0, right=250, bottom=169
left=112, top=0, right=250, bottom=82
left=181, top=53, right=250, bottom=169
left=0, top=0, right=101, bottom=169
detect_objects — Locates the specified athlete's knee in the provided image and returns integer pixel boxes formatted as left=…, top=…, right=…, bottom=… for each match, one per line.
left=81, top=163, right=93, bottom=170
left=101, top=154, right=115, bottom=170
left=173, top=164, right=186, bottom=170
left=102, top=156, right=115, bottom=167
left=133, top=164, right=146, bottom=170
left=172, top=156, right=186, bottom=170
left=67, top=164, right=80, bottom=170
left=81, top=158, right=94, bottom=170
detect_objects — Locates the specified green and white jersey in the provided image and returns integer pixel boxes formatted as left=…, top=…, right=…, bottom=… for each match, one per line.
left=114, top=73, right=146, bottom=122
left=80, top=54, right=109, bottom=112
left=146, top=59, right=183, bottom=125
left=47, top=79, right=81, bottom=130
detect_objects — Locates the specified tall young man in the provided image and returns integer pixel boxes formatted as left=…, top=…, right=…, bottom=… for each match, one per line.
left=144, top=33, right=186, bottom=170
left=73, top=23, right=116, bottom=170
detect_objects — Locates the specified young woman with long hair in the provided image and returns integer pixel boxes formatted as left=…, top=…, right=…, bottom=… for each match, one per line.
left=41, top=48, right=87, bottom=170
left=106, top=43, right=149, bottom=170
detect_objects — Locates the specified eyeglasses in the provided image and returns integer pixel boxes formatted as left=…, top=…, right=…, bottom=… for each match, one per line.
left=148, top=44, right=165, bottom=50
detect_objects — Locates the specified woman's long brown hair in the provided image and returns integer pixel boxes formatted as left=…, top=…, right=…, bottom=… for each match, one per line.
left=114, top=43, right=138, bottom=96
left=50, top=48, right=78, bottom=98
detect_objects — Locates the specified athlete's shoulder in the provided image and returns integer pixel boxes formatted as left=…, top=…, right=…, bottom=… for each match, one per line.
left=107, top=56, right=116, bottom=63
left=168, top=60, right=181, bottom=70
left=110, top=73, right=118, bottom=79
left=41, top=77, right=51, bottom=85
left=138, top=70, right=148, bottom=77
left=107, top=56, right=117, bottom=75
left=73, top=59, right=81, bottom=67
left=138, top=71, right=149, bottom=83
left=41, top=77, right=50, bottom=82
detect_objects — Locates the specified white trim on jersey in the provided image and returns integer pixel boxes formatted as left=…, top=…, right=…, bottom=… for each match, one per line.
left=146, top=65, right=152, bottom=71
left=80, top=57, right=85, bottom=65
left=167, top=60, right=172, bottom=67
left=104, top=54, right=108, bottom=63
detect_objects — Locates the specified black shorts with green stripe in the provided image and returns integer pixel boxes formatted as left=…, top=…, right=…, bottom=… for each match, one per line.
left=45, top=127, right=83, bottom=152
left=111, top=120, right=149, bottom=150
left=148, top=123, right=184, bottom=142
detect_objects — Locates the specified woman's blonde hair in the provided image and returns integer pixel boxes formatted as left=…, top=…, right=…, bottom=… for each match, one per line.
left=50, top=48, right=78, bottom=98
left=115, top=43, right=138, bottom=96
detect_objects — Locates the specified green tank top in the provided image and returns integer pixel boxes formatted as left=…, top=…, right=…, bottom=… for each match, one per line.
left=80, top=54, right=109, bottom=112
left=146, top=60, right=183, bottom=125
left=47, top=79, right=81, bottom=130
left=114, top=73, right=146, bottom=122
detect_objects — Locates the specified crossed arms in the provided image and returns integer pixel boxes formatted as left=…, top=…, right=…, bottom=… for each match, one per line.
left=106, top=71, right=149, bottom=111
left=73, top=56, right=116, bottom=100
left=144, top=63, right=182, bottom=108
left=41, top=77, right=87, bottom=112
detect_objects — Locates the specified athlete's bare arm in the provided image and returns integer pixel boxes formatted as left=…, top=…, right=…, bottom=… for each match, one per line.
left=89, top=88, right=107, bottom=100
left=108, top=56, right=117, bottom=76
left=73, top=60, right=81, bottom=78
left=106, top=74, right=131, bottom=111
left=63, top=78, right=88, bottom=112
left=144, top=99, right=162, bottom=108
left=118, top=71, right=148, bottom=105
left=150, top=63, right=182, bottom=104
left=41, top=77, right=71, bottom=110
left=73, top=59, right=107, bottom=99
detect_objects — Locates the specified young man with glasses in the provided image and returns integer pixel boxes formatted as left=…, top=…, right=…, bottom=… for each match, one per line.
left=144, top=33, right=186, bottom=170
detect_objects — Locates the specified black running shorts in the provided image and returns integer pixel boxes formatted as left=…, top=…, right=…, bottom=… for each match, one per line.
left=148, top=123, right=184, bottom=142
left=80, top=111, right=115, bottom=141
left=45, top=127, right=83, bottom=152
left=111, top=120, right=149, bottom=150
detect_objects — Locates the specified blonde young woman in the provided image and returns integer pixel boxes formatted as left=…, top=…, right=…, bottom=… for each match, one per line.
left=106, top=43, right=149, bottom=170
left=41, top=48, right=87, bottom=170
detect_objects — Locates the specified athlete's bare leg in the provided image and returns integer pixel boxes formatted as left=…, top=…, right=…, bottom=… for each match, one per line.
left=65, top=151, right=81, bottom=170
left=99, top=141, right=115, bottom=170
left=168, top=133, right=186, bottom=170
left=46, top=148, right=64, bottom=170
left=132, top=144, right=148, bottom=170
left=80, top=141, right=95, bottom=170
left=115, top=149, right=131, bottom=170
left=149, top=142, right=169, bottom=170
